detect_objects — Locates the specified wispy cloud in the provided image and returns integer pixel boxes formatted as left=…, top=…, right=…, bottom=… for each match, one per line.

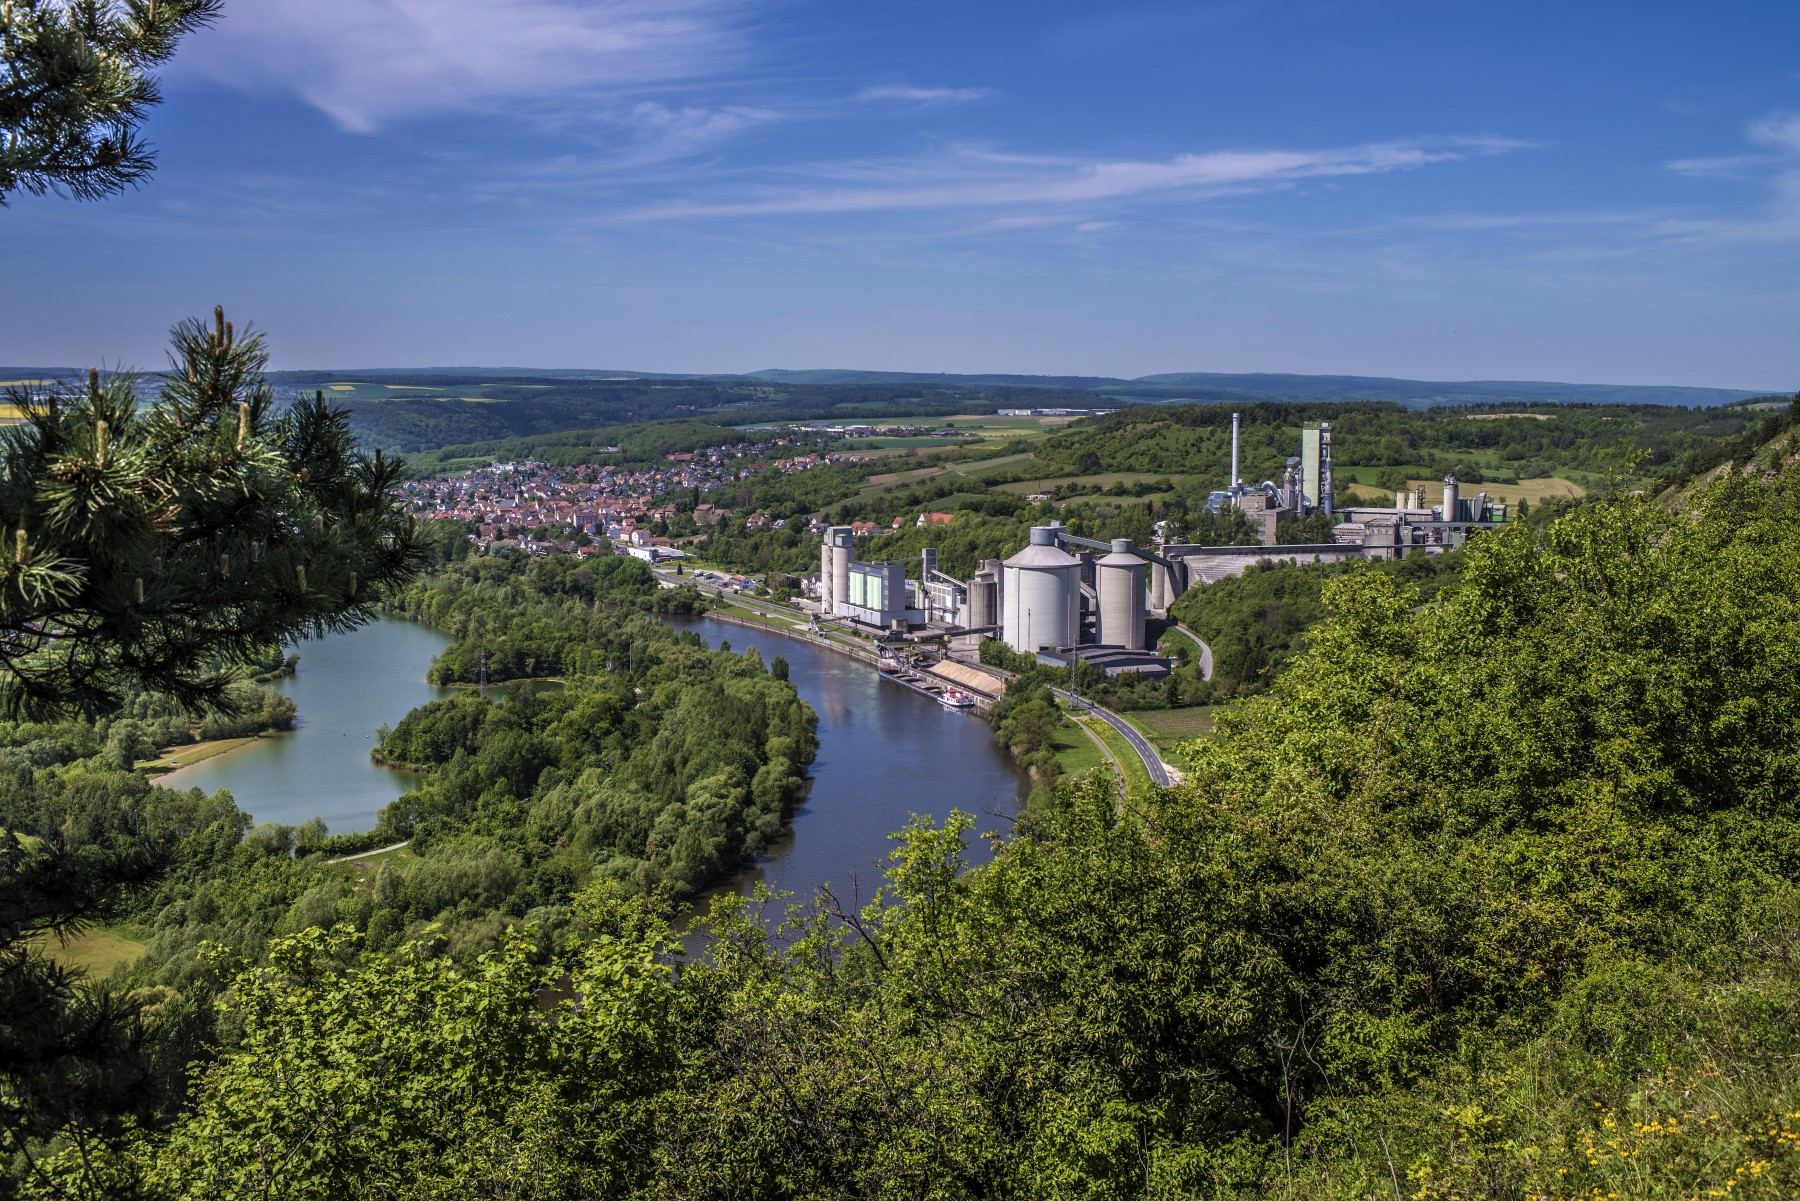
left=622, top=102, right=780, bottom=160
left=1665, top=154, right=1778, bottom=178
left=1658, top=110, right=1800, bottom=243
left=612, top=137, right=1530, bottom=223
left=175, top=0, right=753, bottom=132
left=855, top=84, right=996, bottom=105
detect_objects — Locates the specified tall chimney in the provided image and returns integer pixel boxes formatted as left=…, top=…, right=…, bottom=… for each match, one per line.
left=1230, top=412, right=1240, bottom=487
left=1320, top=422, right=1335, bottom=516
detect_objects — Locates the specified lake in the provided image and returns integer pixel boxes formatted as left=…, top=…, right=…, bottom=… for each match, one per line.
left=154, top=617, right=454, bottom=831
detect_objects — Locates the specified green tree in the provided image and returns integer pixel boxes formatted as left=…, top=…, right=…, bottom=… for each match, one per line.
left=1, top=0, right=221, bottom=202
left=0, top=309, right=421, bottom=1193
left=0, top=308, right=420, bottom=717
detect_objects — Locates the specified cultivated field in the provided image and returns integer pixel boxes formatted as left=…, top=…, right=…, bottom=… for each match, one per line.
left=313, top=381, right=545, bottom=403
left=996, top=472, right=1191, bottom=495
left=1126, top=706, right=1218, bottom=757
left=33, top=925, right=149, bottom=978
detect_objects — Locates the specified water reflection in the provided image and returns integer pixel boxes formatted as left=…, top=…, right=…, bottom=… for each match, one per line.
left=669, top=616, right=1025, bottom=909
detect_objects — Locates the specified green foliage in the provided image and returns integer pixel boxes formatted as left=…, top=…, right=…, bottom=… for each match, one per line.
left=0, top=309, right=420, bottom=717
left=384, top=550, right=704, bottom=684
left=0, top=0, right=220, bottom=203
left=23, top=462, right=1800, bottom=1199
left=1171, top=549, right=1464, bottom=697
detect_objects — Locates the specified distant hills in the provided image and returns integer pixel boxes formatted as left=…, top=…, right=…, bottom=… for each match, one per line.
left=275, top=367, right=1779, bottom=409
left=732, top=369, right=1778, bottom=409
left=4, top=366, right=1782, bottom=412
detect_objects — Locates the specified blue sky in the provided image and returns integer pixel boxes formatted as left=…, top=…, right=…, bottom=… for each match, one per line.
left=4, top=0, right=1798, bottom=388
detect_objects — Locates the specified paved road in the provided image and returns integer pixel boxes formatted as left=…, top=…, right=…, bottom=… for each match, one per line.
left=1168, top=623, right=1214, bottom=681
left=1052, top=688, right=1172, bottom=787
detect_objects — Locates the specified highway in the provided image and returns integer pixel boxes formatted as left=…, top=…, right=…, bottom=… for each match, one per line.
left=1051, top=687, right=1172, bottom=787
left=1164, top=622, right=1214, bottom=681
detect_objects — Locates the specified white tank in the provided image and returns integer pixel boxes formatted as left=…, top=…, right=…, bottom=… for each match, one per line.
left=1002, top=528, right=1080, bottom=653
left=1442, top=476, right=1460, bottom=523
left=969, top=564, right=999, bottom=630
left=828, top=527, right=853, bottom=610
left=820, top=540, right=836, bottom=607
left=1095, top=539, right=1147, bottom=649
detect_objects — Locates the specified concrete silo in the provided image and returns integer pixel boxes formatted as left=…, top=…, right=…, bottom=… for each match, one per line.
left=1095, top=538, right=1147, bottom=649
left=968, top=559, right=1000, bottom=631
left=1002, top=528, right=1081, bottom=653
left=824, top=527, right=854, bottom=613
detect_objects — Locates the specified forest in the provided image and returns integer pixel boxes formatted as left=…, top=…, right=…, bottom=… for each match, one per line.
left=17, top=448, right=1800, bottom=1199
left=281, top=371, right=1103, bottom=457
left=1, top=543, right=818, bottom=1192
left=1169, top=549, right=1467, bottom=698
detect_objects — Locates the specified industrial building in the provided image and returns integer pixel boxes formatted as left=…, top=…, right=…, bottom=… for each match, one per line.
left=808, top=521, right=1168, bottom=673
left=804, top=413, right=1509, bottom=656
left=813, top=527, right=979, bottom=634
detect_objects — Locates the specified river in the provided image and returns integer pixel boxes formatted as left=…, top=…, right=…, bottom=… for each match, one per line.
left=158, top=612, right=1026, bottom=898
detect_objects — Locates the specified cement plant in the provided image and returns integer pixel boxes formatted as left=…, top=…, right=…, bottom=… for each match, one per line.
left=805, top=412, right=1512, bottom=683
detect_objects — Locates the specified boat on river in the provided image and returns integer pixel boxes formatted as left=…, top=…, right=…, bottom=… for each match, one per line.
left=939, top=689, right=975, bottom=710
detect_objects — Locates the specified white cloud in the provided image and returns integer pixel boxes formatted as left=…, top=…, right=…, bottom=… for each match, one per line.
left=855, top=84, right=996, bottom=105
left=1657, top=109, right=1800, bottom=244
left=1665, top=154, right=1777, bottom=178
left=624, top=102, right=779, bottom=158
left=174, top=0, right=751, bottom=132
left=613, top=137, right=1527, bottom=222
left=1749, top=111, right=1800, bottom=153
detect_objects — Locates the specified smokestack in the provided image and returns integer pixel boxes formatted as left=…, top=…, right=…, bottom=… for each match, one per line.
left=1320, top=422, right=1335, bottom=517
left=1231, top=412, right=1240, bottom=487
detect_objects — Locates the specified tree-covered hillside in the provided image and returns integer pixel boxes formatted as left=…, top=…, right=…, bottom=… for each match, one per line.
left=31, top=463, right=1800, bottom=1199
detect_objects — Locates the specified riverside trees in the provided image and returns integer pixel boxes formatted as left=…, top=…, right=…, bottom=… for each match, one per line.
left=33, top=461, right=1800, bottom=1198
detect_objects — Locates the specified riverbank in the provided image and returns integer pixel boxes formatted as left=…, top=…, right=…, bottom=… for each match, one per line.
left=141, top=734, right=269, bottom=780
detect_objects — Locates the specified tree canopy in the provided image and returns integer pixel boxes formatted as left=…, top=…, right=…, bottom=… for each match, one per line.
left=20, top=463, right=1800, bottom=1198
left=0, top=0, right=220, bottom=203
left=0, top=309, right=419, bottom=718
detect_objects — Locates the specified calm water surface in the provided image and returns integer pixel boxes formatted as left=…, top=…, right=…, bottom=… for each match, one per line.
left=154, top=617, right=453, bottom=832
left=672, top=616, right=1026, bottom=904
left=154, top=612, right=1027, bottom=901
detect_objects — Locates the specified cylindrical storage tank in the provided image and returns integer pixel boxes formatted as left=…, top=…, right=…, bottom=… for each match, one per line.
left=829, top=527, right=853, bottom=609
left=1002, top=527, right=1081, bottom=653
left=1096, top=539, right=1147, bottom=650
left=1442, top=476, right=1459, bottom=523
left=969, top=570, right=998, bottom=630
left=820, top=540, right=836, bottom=608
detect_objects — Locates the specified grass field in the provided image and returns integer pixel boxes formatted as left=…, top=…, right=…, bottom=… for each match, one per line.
left=1341, top=474, right=1587, bottom=507
left=945, top=452, right=1040, bottom=479
left=33, top=925, right=149, bottom=979
left=851, top=436, right=968, bottom=451
left=138, top=734, right=265, bottom=775
left=1075, top=713, right=1153, bottom=796
left=330, top=844, right=419, bottom=875
left=1125, top=707, right=1218, bottom=759
left=996, top=472, right=1190, bottom=495
left=1050, top=720, right=1109, bottom=778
